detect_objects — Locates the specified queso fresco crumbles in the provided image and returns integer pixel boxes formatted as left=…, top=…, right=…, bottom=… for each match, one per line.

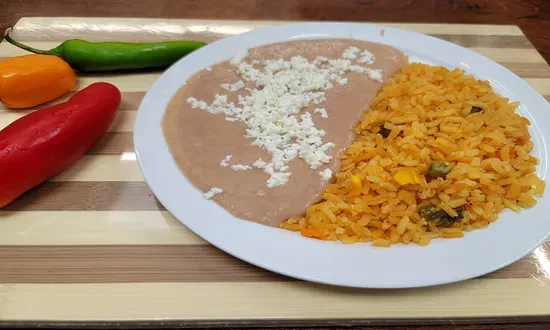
left=162, top=39, right=545, bottom=247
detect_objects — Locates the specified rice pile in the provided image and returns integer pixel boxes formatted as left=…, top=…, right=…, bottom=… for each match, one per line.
left=281, top=62, right=546, bottom=247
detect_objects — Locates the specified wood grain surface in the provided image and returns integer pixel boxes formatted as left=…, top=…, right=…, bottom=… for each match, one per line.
left=1, top=0, right=549, bottom=63
left=1, top=243, right=549, bottom=283
left=0, top=16, right=550, bottom=329
left=1, top=1, right=548, bottom=27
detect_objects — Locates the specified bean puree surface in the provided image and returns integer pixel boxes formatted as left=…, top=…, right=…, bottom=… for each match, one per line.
left=162, top=39, right=406, bottom=227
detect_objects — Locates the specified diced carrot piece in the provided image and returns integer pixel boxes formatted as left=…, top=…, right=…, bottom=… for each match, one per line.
left=300, top=227, right=327, bottom=240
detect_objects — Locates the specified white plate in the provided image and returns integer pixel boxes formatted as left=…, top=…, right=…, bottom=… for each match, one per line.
left=134, top=22, right=550, bottom=288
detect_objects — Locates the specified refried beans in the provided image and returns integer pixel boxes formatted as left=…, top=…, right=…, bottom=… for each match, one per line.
left=162, top=39, right=406, bottom=227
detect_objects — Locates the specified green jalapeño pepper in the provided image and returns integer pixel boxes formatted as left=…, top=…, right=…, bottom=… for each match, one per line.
left=4, top=30, right=206, bottom=72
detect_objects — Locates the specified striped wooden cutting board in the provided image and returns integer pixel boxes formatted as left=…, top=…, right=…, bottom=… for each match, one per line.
left=0, top=17, right=549, bottom=326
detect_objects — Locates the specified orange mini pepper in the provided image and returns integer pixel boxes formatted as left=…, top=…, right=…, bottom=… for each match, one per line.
left=0, top=54, right=75, bottom=109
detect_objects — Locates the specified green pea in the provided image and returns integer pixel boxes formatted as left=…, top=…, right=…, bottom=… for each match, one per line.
left=427, top=161, right=451, bottom=178
left=419, top=205, right=464, bottom=227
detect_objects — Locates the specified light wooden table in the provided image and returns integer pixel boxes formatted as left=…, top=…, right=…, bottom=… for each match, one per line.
left=0, top=17, right=550, bottom=329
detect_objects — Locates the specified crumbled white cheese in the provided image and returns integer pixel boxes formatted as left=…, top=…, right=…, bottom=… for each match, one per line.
left=186, top=97, right=208, bottom=110
left=338, top=78, right=348, bottom=85
left=253, top=159, right=267, bottom=169
left=187, top=94, right=241, bottom=121
left=358, top=50, right=375, bottom=64
left=221, top=155, right=252, bottom=171
left=220, top=155, right=232, bottom=167
left=342, top=46, right=360, bottom=59
left=313, top=56, right=329, bottom=65
left=230, top=49, right=249, bottom=66
left=204, top=187, right=223, bottom=199
left=267, top=171, right=292, bottom=188
left=231, top=164, right=252, bottom=171
left=314, top=108, right=328, bottom=119
left=349, top=64, right=383, bottom=82
left=221, top=80, right=245, bottom=92
left=188, top=50, right=384, bottom=188
left=205, top=66, right=212, bottom=71
left=319, top=168, right=333, bottom=181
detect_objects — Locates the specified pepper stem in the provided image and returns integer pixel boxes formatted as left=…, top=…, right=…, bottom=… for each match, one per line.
left=3, top=28, right=57, bottom=56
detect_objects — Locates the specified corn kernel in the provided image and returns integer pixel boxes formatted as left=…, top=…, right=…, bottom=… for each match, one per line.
left=350, top=175, right=362, bottom=196
left=393, top=168, right=421, bottom=185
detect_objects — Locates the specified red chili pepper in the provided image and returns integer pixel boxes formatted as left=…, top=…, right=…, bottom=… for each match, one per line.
left=0, top=82, right=121, bottom=208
